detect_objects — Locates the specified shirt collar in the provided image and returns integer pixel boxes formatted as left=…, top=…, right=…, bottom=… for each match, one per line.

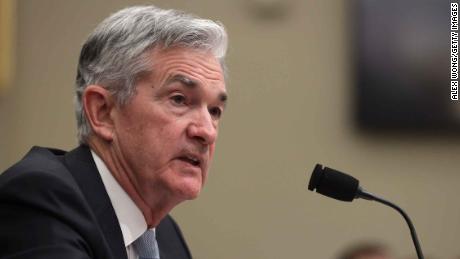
left=91, top=150, right=149, bottom=247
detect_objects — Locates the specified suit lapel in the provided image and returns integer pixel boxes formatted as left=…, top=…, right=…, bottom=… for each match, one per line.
left=64, top=145, right=128, bottom=259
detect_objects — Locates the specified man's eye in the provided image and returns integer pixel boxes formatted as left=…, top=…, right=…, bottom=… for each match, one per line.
left=170, top=94, right=186, bottom=105
left=209, top=107, right=222, bottom=119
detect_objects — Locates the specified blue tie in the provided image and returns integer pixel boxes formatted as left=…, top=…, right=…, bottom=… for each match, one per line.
left=133, top=229, right=160, bottom=259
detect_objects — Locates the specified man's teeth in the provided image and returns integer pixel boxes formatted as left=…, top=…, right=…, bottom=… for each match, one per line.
left=182, top=156, right=200, bottom=165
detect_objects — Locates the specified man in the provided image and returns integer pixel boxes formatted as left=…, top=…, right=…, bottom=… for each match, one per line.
left=0, top=5, right=228, bottom=259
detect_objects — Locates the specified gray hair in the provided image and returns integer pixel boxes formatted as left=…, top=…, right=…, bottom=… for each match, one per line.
left=75, top=5, right=228, bottom=144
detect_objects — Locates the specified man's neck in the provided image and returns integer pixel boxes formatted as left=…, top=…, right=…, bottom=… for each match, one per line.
left=87, top=137, right=177, bottom=228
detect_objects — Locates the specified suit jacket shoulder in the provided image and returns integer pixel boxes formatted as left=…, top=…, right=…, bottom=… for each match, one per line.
left=0, top=146, right=125, bottom=259
left=0, top=146, right=192, bottom=259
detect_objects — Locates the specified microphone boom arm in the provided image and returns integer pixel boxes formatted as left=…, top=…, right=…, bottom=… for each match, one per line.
left=357, top=188, right=425, bottom=259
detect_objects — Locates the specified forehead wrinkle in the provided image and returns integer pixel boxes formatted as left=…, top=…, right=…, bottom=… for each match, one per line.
left=159, top=53, right=224, bottom=81
left=150, top=48, right=226, bottom=97
left=161, top=62, right=225, bottom=90
left=154, top=62, right=224, bottom=91
left=150, top=46, right=225, bottom=80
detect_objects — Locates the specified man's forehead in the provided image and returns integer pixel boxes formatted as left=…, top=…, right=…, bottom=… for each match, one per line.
left=152, top=47, right=224, bottom=75
left=152, top=46, right=221, bottom=66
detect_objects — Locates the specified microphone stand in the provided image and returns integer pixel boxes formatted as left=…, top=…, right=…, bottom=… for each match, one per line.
left=357, top=188, right=425, bottom=259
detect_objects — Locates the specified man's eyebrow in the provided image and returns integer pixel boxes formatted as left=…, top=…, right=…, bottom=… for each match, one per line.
left=219, top=93, right=228, bottom=106
left=166, top=73, right=228, bottom=106
left=166, top=74, right=197, bottom=88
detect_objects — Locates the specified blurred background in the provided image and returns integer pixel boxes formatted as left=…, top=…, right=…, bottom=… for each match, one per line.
left=0, top=0, right=459, bottom=258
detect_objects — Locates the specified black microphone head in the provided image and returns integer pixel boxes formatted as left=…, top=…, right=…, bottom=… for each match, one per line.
left=308, top=164, right=360, bottom=202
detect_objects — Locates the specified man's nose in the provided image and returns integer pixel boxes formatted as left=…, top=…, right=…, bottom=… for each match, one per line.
left=187, top=107, right=217, bottom=146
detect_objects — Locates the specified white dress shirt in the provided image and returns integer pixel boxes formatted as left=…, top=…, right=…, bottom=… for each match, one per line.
left=91, top=150, right=155, bottom=259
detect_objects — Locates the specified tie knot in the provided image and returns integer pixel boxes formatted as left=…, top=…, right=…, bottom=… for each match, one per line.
left=133, top=229, right=160, bottom=259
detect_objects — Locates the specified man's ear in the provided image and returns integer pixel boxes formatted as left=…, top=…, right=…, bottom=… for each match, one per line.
left=83, top=85, right=115, bottom=142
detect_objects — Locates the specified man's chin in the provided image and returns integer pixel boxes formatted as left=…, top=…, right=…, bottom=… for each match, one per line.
left=182, top=185, right=202, bottom=200
left=174, top=179, right=203, bottom=201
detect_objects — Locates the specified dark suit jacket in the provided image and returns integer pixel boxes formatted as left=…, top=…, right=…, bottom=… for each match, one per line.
left=0, top=145, right=192, bottom=259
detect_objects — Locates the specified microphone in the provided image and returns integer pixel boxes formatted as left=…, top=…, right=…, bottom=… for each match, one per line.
left=308, top=164, right=425, bottom=259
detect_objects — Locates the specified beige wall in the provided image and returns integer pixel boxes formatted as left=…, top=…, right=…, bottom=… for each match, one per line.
left=1, top=1, right=459, bottom=258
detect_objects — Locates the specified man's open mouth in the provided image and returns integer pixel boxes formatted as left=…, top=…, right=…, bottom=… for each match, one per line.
left=177, top=155, right=201, bottom=167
